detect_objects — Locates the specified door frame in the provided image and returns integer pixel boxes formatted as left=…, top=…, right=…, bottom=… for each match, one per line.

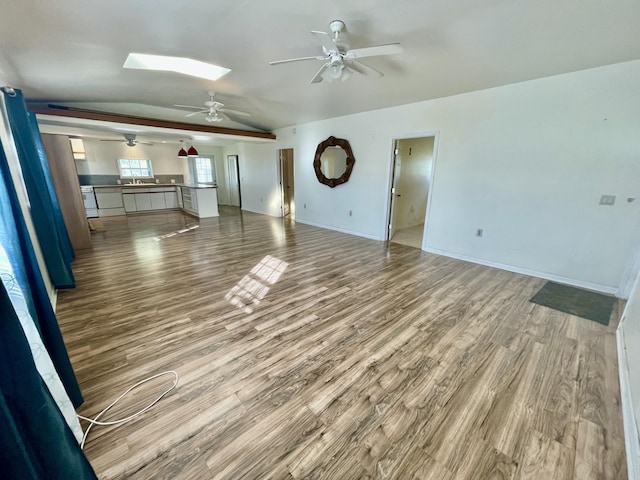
left=384, top=131, right=439, bottom=249
left=277, top=147, right=294, bottom=218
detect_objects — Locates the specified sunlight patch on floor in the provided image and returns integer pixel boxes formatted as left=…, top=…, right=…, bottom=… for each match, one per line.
left=225, top=255, right=289, bottom=313
left=153, top=224, right=199, bottom=241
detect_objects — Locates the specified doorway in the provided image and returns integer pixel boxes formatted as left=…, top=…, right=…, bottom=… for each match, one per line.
left=279, top=148, right=294, bottom=217
left=227, top=154, right=241, bottom=208
left=387, top=135, right=436, bottom=249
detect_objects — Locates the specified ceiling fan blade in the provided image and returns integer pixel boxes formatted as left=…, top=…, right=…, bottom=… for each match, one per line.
left=345, top=59, right=384, bottom=77
left=219, top=108, right=250, bottom=117
left=269, top=56, right=326, bottom=65
left=100, top=139, right=125, bottom=142
left=344, top=43, right=403, bottom=59
left=311, top=30, right=338, bottom=54
left=173, top=104, right=205, bottom=109
left=311, top=63, right=329, bottom=83
left=185, top=110, right=207, bottom=117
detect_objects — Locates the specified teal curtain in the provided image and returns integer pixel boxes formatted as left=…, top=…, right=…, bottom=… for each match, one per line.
left=1, top=91, right=93, bottom=477
left=3, top=88, right=75, bottom=288
left=0, top=281, right=97, bottom=480
left=0, top=93, right=83, bottom=408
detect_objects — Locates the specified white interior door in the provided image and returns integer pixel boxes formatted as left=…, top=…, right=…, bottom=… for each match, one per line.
left=387, top=141, right=402, bottom=240
left=227, top=155, right=241, bottom=207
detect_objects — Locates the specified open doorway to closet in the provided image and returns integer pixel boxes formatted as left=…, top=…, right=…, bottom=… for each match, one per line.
left=278, top=148, right=294, bottom=217
left=387, top=135, right=436, bottom=249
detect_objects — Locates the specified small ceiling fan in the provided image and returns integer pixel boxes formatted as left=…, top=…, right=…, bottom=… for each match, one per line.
left=269, top=20, right=403, bottom=83
left=100, top=133, right=153, bottom=147
left=174, top=92, right=250, bottom=123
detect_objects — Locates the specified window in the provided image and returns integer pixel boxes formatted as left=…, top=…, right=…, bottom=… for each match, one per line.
left=69, top=138, right=86, bottom=160
left=118, top=159, right=153, bottom=178
left=189, top=156, right=215, bottom=184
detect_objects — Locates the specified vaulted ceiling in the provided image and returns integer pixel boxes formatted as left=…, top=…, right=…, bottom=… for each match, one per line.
left=1, top=0, right=639, bottom=143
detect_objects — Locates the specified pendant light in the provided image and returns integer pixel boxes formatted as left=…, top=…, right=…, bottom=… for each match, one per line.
left=187, top=145, right=199, bottom=157
left=178, top=147, right=188, bottom=158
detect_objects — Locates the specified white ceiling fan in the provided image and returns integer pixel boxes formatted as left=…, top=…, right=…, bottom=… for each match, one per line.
left=100, top=133, right=153, bottom=147
left=269, top=20, right=403, bottom=83
left=174, top=92, right=250, bottom=123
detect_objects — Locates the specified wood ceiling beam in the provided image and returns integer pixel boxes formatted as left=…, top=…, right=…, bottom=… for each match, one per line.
left=28, top=105, right=276, bottom=140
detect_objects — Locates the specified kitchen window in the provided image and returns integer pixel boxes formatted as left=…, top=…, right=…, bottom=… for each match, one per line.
left=189, top=155, right=215, bottom=184
left=118, top=159, right=153, bottom=178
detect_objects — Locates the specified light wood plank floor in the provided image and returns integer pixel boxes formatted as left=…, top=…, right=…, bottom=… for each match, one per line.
left=390, top=224, right=424, bottom=249
left=56, top=208, right=627, bottom=479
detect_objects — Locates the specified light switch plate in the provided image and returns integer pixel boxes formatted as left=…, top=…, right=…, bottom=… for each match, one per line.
left=599, top=195, right=616, bottom=206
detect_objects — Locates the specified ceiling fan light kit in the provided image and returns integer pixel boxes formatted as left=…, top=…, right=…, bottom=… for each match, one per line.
left=174, top=91, right=250, bottom=124
left=100, top=133, right=153, bottom=147
left=269, top=20, right=403, bottom=83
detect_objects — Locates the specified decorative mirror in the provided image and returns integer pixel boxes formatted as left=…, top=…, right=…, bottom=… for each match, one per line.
left=313, top=136, right=356, bottom=188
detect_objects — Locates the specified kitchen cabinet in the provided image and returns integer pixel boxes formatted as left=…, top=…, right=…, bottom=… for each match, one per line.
left=120, top=186, right=180, bottom=213
left=164, top=191, right=178, bottom=209
left=95, top=187, right=125, bottom=217
left=123, top=193, right=137, bottom=212
left=181, top=188, right=200, bottom=215
left=181, top=186, right=218, bottom=218
left=150, top=192, right=166, bottom=210
left=134, top=193, right=152, bottom=211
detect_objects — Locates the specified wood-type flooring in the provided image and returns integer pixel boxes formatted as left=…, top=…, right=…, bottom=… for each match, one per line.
left=56, top=208, right=627, bottom=479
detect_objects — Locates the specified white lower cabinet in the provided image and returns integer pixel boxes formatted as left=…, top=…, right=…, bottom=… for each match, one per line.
left=164, top=191, right=178, bottom=209
left=150, top=192, right=166, bottom=210
left=123, top=194, right=137, bottom=212
left=181, top=187, right=218, bottom=218
left=119, top=186, right=181, bottom=213
left=135, top=193, right=152, bottom=211
left=95, top=187, right=125, bottom=217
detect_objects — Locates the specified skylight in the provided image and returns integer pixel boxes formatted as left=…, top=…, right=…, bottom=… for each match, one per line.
left=123, top=53, right=230, bottom=81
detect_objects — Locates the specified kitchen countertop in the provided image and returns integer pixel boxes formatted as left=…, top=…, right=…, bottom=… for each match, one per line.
left=88, top=183, right=218, bottom=189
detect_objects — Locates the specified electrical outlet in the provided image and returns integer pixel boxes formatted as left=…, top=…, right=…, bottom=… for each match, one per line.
left=599, top=194, right=616, bottom=206
left=476, top=228, right=483, bottom=237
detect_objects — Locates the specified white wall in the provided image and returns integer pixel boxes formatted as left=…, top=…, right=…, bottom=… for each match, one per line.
left=237, top=142, right=280, bottom=217
left=75, top=138, right=189, bottom=180
left=275, top=59, right=640, bottom=294
left=393, top=137, right=434, bottom=231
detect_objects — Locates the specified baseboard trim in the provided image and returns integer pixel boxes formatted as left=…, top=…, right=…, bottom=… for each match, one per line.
left=294, top=219, right=383, bottom=241
left=422, top=247, right=618, bottom=296
left=617, top=325, right=640, bottom=480
left=241, top=207, right=277, bottom=217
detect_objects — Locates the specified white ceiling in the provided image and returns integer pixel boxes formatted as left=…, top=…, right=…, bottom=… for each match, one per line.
left=1, top=0, right=639, bottom=143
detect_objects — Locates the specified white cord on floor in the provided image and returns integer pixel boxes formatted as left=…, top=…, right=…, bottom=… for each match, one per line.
left=78, top=370, right=179, bottom=449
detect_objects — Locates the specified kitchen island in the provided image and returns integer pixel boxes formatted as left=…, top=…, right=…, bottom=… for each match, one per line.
left=92, top=183, right=219, bottom=218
